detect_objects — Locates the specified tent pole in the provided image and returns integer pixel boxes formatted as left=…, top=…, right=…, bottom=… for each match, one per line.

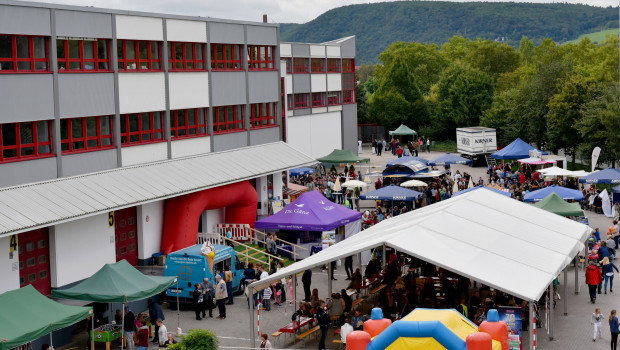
left=548, top=284, right=554, bottom=340
left=176, top=278, right=180, bottom=333
left=529, top=301, right=535, bottom=350
left=292, top=274, right=297, bottom=311
left=91, top=315, right=95, bottom=350
left=357, top=252, right=362, bottom=274
left=574, top=257, right=579, bottom=295
left=49, top=325, right=53, bottom=349
left=248, top=286, right=255, bottom=349
left=121, top=304, right=125, bottom=350
left=327, top=262, right=333, bottom=298
left=382, top=244, right=386, bottom=269
left=563, top=267, right=568, bottom=316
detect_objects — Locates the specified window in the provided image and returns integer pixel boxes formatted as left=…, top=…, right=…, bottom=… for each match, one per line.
left=211, top=44, right=242, bottom=70
left=328, top=91, right=341, bottom=105
left=61, top=116, right=113, bottom=153
left=284, top=57, right=292, bottom=74
left=38, top=255, right=46, bottom=264
left=117, top=40, right=161, bottom=71
left=249, top=103, right=277, bottom=128
left=0, top=120, right=53, bottom=162
left=342, top=58, right=355, bottom=73
left=167, top=42, right=205, bottom=71
left=311, top=58, right=325, bottom=73
left=248, top=45, right=275, bottom=70
left=213, top=105, right=245, bottom=133
left=327, top=58, right=341, bottom=72
left=343, top=89, right=355, bottom=104
left=293, top=93, right=310, bottom=109
left=57, top=39, right=110, bottom=72
left=312, top=92, right=325, bottom=107
left=39, top=270, right=47, bottom=279
left=0, top=35, right=48, bottom=72
left=343, top=72, right=356, bottom=104
left=120, top=112, right=164, bottom=145
left=170, top=108, right=207, bottom=138
left=287, top=94, right=294, bottom=110
left=293, top=58, right=308, bottom=73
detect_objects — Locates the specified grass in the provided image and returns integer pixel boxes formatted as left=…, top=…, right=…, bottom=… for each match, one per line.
left=566, top=28, right=618, bottom=44
left=432, top=140, right=457, bottom=153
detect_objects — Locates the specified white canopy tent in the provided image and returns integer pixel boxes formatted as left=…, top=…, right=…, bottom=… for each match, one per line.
left=537, top=166, right=590, bottom=177
left=247, top=189, right=591, bottom=347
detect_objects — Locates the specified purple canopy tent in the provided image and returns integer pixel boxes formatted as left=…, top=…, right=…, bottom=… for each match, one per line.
left=255, top=190, right=362, bottom=231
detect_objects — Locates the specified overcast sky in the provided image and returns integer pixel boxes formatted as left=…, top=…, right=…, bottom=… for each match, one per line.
left=30, top=0, right=619, bottom=23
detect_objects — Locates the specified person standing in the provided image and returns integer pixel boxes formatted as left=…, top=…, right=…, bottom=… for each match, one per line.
left=192, top=283, right=204, bottom=320
left=344, top=255, right=353, bottom=280
left=201, top=277, right=214, bottom=318
left=224, top=265, right=234, bottom=304
left=587, top=261, right=603, bottom=303
left=123, top=306, right=135, bottom=350
left=260, top=333, right=273, bottom=349
left=136, top=319, right=150, bottom=350
left=377, top=139, right=383, bottom=156
left=372, top=139, right=377, bottom=155
left=302, top=269, right=312, bottom=302
left=148, top=299, right=165, bottom=344
left=592, top=307, right=604, bottom=341
left=611, top=309, right=619, bottom=350
left=426, top=138, right=431, bottom=153
left=155, top=319, right=167, bottom=347
left=317, top=300, right=330, bottom=350
left=214, top=274, right=228, bottom=319
left=602, top=257, right=619, bottom=294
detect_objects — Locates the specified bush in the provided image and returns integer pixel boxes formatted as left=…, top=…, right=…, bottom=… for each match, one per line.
left=167, top=329, right=219, bottom=350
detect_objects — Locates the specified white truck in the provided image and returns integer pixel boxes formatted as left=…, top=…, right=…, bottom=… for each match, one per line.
left=456, top=127, right=497, bottom=166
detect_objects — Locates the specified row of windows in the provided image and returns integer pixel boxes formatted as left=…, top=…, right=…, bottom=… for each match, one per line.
left=0, top=35, right=276, bottom=73
left=285, top=58, right=354, bottom=74
left=287, top=91, right=355, bottom=109
left=0, top=104, right=278, bottom=162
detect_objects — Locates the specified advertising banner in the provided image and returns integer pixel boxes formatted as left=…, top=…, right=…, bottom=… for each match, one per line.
left=498, top=306, right=523, bottom=350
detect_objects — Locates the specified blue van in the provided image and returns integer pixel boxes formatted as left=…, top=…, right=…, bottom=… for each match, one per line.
left=164, top=244, right=245, bottom=303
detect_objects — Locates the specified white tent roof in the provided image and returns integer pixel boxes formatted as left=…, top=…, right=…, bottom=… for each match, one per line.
left=249, top=189, right=591, bottom=301
left=537, top=166, right=590, bottom=177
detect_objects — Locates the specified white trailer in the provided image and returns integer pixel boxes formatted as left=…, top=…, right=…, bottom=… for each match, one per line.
left=456, top=127, right=497, bottom=166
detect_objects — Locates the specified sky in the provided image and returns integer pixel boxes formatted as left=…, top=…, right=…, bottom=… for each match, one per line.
left=29, top=0, right=619, bottom=23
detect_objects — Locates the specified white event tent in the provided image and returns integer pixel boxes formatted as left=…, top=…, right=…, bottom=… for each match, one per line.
left=247, top=188, right=591, bottom=348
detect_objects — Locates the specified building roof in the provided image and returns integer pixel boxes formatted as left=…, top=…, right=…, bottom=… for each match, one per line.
left=249, top=188, right=591, bottom=301
left=0, top=142, right=315, bottom=238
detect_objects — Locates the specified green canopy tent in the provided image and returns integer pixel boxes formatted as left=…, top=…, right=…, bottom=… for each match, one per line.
left=388, top=124, right=418, bottom=136
left=316, top=149, right=370, bottom=164
left=0, top=285, right=92, bottom=350
left=532, top=192, right=584, bottom=217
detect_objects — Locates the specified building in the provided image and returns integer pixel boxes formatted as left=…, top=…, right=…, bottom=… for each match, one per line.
left=0, top=0, right=355, bottom=299
left=280, top=37, right=358, bottom=158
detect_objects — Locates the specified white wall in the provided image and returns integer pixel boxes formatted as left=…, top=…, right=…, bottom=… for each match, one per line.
left=170, top=136, right=211, bottom=158
left=121, top=142, right=168, bottom=166
left=286, top=111, right=342, bottom=159
left=327, top=73, right=342, bottom=91
left=326, top=46, right=341, bottom=57
left=169, top=72, right=209, bottom=110
left=311, top=74, right=327, bottom=92
left=0, top=236, right=19, bottom=293
left=310, top=45, right=325, bottom=57
left=272, top=171, right=283, bottom=200
left=116, top=15, right=163, bottom=41
left=200, top=208, right=225, bottom=234
left=328, top=105, right=343, bottom=112
left=285, top=75, right=293, bottom=94
left=256, top=176, right=269, bottom=216
left=312, top=107, right=328, bottom=114
left=118, top=73, right=166, bottom=114
left=280, top=43, right=292, bottom=57
left=137, top=201, right=164, bottom=260
left=49, top=214, right=116, bottom=288
left=166, top=19, right=207, bottom=43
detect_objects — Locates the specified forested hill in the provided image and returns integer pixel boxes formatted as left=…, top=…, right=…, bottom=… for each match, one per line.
left=279, top=1, right=618, bottom=64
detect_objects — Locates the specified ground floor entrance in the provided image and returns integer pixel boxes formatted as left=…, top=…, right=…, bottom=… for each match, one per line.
left=18, top=228, right=51, bottom=295
left=115, top=207, right=138, bottom=265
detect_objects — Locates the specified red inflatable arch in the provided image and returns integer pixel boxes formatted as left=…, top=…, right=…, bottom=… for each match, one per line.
left=161, top=181, right=258, bottom=254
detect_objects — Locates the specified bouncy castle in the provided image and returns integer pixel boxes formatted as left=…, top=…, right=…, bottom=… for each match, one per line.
left=347, top=308, right=509, bottom=350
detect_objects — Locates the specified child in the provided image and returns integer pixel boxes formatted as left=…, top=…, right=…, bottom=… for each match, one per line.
left=592, top=307, right=604, bottom=341
left=262, top=285, right=272, bottom=311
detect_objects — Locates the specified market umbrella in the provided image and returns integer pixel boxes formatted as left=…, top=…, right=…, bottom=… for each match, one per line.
left=359, top=185, right=423, bottom=201
left=453, top=182, right=459, bottom=193
left=578, top=167, right=620, bottom=184
left=467, top=178, right=474, bottom=189
left=400, top=179, right=428, bottom=187
left=523, top=185, right=584, bottom=202
left=428, top=153, right=472, bottom=166
left=289, top=167, right=315, bottom=176
left=333, top=177, right=342, bottom=192
left=342, top=180, right=368, bottom=188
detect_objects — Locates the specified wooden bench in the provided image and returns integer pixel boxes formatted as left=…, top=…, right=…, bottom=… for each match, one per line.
left=370, top=284, right=387, bottom=295
left=271, top=331, right=282, bottom=347
left=352, top=297, right=365, bottom=308
left=333, top=339, right=345, bottom=350
left=296, top=326, right=320, bottom=346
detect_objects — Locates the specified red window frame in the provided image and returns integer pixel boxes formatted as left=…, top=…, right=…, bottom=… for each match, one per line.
left=120, top=112, right=164, bottom=145
left=213, top=105, right=245, bottom=134
left=312, top=92, right=326, bottom=107
left=293, top=93, right=310, bottom=109
left=60, top=116, right=114, bottom=154
left=311, top=58, right=325, bottom=73
left=328, top=91, right=341, bottom=106
left=0, top=120, right=53, bottom=163
left=293, top=58, right=309, bottom=74
left=343, top=90, right=356, bottom=104
left=117, top=40, right=162, bottom=71
left=343, top=70, right=356, bottom=104
left=287, top=94, right=294, bottom=110
left=170, top=108, right=208, bottom=138
left=248, top=45, right=275, bottom=71
left=250, top=103, right=277, bottom=128
left=281, top=78, right=286, bottom=142
left=57, top=39, right=111, bottom=72
left=342, top=58, right=355, bottom=73
left=0, top=35, right=49, bottom=73
left=167, top=42, right=205, bottom=71
left=284, top=58, right=292, bottom=74
left=327, top=58, right=341, bottom=73
left=211, top=44, right=243, bottom=71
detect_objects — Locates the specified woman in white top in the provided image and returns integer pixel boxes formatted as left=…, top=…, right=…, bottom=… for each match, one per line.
left=592, top=307, right=604, bottom=341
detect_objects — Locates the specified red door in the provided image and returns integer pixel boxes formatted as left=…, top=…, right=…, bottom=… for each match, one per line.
left=18, top=228, right=51, bottom=295
left=115, top=207, right=138, bottom=266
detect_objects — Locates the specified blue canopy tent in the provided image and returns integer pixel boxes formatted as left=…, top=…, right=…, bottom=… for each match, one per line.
left=452, top=186, right=512, bottom=198
left=491, top=138, right=547, bottom=160
left=523, top=185, right=584, bottom=202
left=386, top=156, right=429, bottom=167
left=428, top=153, right=472, bottom=166
left=360, top=185, right=423, bottom=201
left=289, top=167, right=315, bottom=176
left=383, top=159, right=429, bottom=177
left=578, top=168, right=620, bottom=184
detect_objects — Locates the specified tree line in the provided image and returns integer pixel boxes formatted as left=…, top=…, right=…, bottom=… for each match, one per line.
left=357, top=36, right=620, bottom=167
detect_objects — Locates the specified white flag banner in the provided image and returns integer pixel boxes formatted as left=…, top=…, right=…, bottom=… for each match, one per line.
left=592, top=147, right=602, bottom=172
left=600, top=189, right=613, bottom=218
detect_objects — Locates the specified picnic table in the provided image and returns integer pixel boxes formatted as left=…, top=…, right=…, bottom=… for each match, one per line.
left=279, top=316, right=314, bottom=334
left=370, top=284, right=387, bottom=295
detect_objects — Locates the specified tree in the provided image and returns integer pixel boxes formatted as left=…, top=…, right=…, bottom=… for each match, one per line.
left=168, top=329, right=219, bottom=350
left=465, top=39, right=520, bottom=81
left=519, top=36, right=535, bottom=65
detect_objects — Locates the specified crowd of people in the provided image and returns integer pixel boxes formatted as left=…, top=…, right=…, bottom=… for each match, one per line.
left=370, top=137, right=433, bottom=157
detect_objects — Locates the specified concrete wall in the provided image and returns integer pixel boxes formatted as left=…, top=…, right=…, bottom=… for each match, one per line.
left=0, top=74, right=54, bottom=123
left=0, top=235, right=20, bottom=294
left=249, top=127, right=279, bottom=146
left=0, top=157, right=57, bottom=188
left=287, top=111, right=342, bottom=159
left=116, top=15, right=163, bottom=41
left=209, top=22, right=244, bottom=44
left=137, top=201, right=164, bottom=262
left=166, top=19, right=207, bottom=43
left=211, top=72, right=247, bottom=106
left=168, top=72, right=210, bottom=110
left=121, top=142, right=168, bottom=166
left=0, top=5, right=50, bottom=35
left=118, top=73, right=166, bottom=114
left=200, top=208, right=225, bottom=234
left=170, top=136, right=211, bottom=158
left=246, top=25, right=277, bottom=45
left=49, top=213, right=116, bottom=288
left=248, top=71, right=279, bottom=104
left=55, top=10, right=113, bottom=38
left=212, top=132, right=248, bottom=152
left=342, top=104, right=358, bottom=154
left=293, top=74, right=311, bottom=93
left=57, top=73, right=116, bottom=118
left=61, top=149, right=118, bottom=177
